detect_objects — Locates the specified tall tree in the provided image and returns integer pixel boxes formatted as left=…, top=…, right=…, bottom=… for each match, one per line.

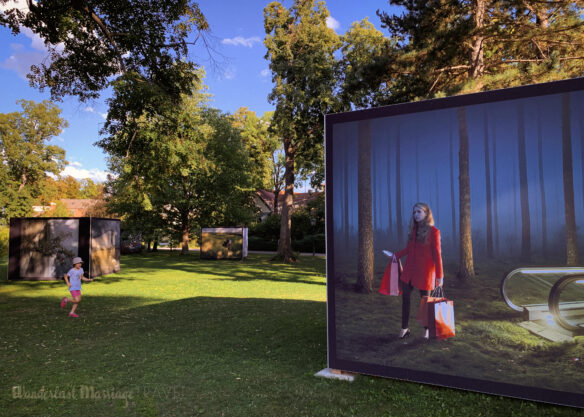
left=517, top=103, right=531, bottom=261
left=99, top=73, right=255, bottom=254
left=356, top=120, right=374, bottom=293
left=561, top=93, right=579, bottom=265
left=457, top=107, right=475, bottom=281
left=264, top=0, right=341, bottom=262
left=0, top=100, right=67, bottom=221
left=372, top=0, right=584, bottom=103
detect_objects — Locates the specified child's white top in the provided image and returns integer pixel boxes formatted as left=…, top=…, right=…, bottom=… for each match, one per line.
left=67, top=268, right=84, bottom=291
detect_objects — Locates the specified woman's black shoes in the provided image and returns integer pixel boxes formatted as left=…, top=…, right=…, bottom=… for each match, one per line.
left=398, top=328, right=411, bottom=339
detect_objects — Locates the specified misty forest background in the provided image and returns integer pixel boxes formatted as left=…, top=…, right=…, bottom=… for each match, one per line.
left=331, top=90, right=584, bottom=286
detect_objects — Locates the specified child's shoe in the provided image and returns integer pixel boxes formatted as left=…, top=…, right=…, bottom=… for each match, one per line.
left=60, top=297, right=68, bottom=308
left=68, top=312, right=79, bottom=318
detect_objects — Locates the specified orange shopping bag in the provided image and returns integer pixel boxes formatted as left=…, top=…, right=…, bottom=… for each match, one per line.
left=417, top=286, right=447, bottom=327
left=428, top=296, right=455, bottom=340
left=378, top=255, right=402, bottom=296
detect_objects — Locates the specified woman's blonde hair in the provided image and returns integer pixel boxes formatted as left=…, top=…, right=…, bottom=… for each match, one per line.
left=407, top=202, right=434, bottom=243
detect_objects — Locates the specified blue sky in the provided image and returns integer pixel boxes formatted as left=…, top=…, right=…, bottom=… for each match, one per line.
left=0, top=0, right=398, bottom=184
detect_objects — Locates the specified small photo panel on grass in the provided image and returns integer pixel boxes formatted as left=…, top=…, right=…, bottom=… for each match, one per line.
left=325, top=76, right=584, bottom=408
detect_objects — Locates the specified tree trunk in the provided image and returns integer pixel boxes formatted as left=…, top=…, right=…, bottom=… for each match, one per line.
left=344, top=146, right=350, bottom=248
left=457, top=107, right=475, bottom=281
left=492, top=127, right=499, bottom=255
left=415, top=139, right=420, bottom=201
left=387, top=141, right=393, bottom=237
left=152, top=240, right=158, bottom=252
left=484, top=110, right=493, bottom=258
left=469, top=0, right=485, bottom=79
left=396, top=126, right=404, bottom=246
left=561, top=93, right=579, bottom=265
left=538, top=107, right=548, bottom=255
left=356, top=120, right=374, bottom=293
left=181, top=227, right=190, bottom=255
left=517, top=103, right=531, bottom=261
left=277, top=137, right=296, bottom=263
left=449, top=126, right=457, bottom=250
left=272, top=189, right=279, bottom=215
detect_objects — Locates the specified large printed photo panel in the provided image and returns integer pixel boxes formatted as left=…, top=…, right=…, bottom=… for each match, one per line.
left=325, top=77, right=584, bottom=408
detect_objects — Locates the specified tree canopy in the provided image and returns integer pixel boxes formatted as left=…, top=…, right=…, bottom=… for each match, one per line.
left=100, top=71, right=256, bottom=254
left=0, top=0, right=209, bottom=102
left=0, top=100, right=67, bottom=221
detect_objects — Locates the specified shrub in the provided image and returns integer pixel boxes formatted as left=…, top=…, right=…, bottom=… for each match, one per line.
left=0, top=225, right=8, bottom=257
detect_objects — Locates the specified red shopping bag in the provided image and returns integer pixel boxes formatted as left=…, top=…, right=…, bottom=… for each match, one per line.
left=378, top=255, right=402, bottom=296
left=417, top=287, right=446, bottom=327
left=428, top=298, right=455, bottom=340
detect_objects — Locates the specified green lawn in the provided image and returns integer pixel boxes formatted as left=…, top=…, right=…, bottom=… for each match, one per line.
left=0, top=253, right=581, bottom=416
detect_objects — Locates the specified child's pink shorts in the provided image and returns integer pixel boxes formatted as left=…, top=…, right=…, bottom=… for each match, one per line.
left=70, top=290, right=81, bottom=298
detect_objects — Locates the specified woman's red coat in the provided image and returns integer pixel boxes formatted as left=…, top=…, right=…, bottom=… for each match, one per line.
left=395, top=226, right=443, bottom=291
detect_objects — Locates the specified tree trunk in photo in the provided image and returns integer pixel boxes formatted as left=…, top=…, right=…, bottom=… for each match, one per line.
left=387, top=142, right=393, bottom=236
left=492, top=127, right=499, bottom=255
left=278, top=137, right=296, bottom=263
left=538, top=108, right=548, bottom=255
left=457, top=107, right=475, bottom=281
left=356, top=120, right=374, bottom=293
left=415, top=138, right=420, bottom=201
left=372, top=145, right=378, bottom=230
left=484, top=110, right=493, bottom=258
left=561, top=93, right=579, bottom=265
left=396, top=127, right=404, bottom=246
left=449, top=126, right=457, bottom=250
left=580, top=118, right=584, bottom=217
left=344, top=146, right=350, bottom=248
left=517, top=103, right=531, bottom=261
left=152, top=240, right=158, bottom=252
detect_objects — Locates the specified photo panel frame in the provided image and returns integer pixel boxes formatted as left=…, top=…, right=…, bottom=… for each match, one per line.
left=325, top=77, right=584, bottom=408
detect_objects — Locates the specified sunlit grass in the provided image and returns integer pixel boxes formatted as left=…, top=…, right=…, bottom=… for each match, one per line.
left=0, top=253, right=581, bottom=416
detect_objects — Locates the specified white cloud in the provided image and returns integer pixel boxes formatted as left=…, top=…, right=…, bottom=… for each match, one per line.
left=223, top=66, right=236, bottom=80
left=0, top=0, right=29, bottom=13
left=62, top=164, right=110, bottom=182
left=0, top=46, right=46, bottom=79
left=260, top=68, right=270, bottom=78
left=221, top=36, right=261, bottom=48
left=20, top=26, right=47, bottom=52
left=326, top=16, right=340, bottom=31
left=83, top=106, right=107, bottom=119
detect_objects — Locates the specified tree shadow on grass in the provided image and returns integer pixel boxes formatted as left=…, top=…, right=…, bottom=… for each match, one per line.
left=1, top=293, right=581, bottom=415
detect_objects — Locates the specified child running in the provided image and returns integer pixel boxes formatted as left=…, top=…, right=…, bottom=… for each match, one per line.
left=60, top=257, right=93, bottom=318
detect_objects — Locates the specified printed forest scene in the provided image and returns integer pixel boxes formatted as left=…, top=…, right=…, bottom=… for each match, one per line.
left=200, top=232, right=243, bottom=260
left=90, top=219, right=120, bottom=277
left=329, top=90, right=584, bottom=394
left=19, top=219, right=79, bottom=279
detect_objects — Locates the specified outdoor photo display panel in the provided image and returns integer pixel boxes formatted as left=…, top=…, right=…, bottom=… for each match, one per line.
left=200, top=227, right=248, bottom=260
left=325, top=77, right=584, bottom=408
left=8, top=217, right=120, bottom=280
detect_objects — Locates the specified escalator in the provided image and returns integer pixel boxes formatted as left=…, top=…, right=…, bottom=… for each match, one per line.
left=500, top=267, right=584, bottom=340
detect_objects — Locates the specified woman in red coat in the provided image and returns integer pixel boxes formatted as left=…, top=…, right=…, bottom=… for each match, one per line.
left=389, top=203, right=444, bottom=339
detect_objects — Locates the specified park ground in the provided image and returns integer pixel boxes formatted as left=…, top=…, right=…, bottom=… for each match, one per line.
left=0, top=253, right=582, bottom=416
